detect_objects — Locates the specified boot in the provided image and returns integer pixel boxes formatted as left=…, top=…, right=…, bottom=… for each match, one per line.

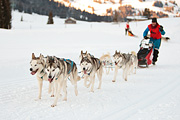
left=152, top=49, right=159, bottom=65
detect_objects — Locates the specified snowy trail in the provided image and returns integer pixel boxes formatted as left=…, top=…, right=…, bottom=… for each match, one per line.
left=99, top=75, right=180, bottom=120
left=0, top=11, right=180, bottom=120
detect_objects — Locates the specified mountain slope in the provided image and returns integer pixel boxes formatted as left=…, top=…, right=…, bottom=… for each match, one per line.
left=56, top=0, right=180, bottom=16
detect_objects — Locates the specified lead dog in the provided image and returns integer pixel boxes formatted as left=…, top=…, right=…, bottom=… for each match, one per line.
left=80, top=51, right=103, bottom=92
left=30, top=53, right=55, bottom=99
left=112, top=51, right=138, bottom=82
left=45, top=56, right=80, bottom=107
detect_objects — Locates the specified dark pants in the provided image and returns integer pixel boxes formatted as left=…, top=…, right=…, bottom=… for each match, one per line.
left=150, top=38, right=161, bottom=63
left=125, top=28, right=129, bottom=35
left=153, top=49, right=159, bottom=62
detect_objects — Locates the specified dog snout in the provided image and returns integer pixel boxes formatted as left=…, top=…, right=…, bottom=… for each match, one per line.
left=83, top=67, right=86, bottom=71
left=49, top=75, right=52, bottom=79
left=30, top=68, right=33, bottom=71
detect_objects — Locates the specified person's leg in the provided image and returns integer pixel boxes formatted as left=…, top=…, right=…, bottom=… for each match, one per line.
left=152, top=39, right=161, bottom=65
left=125, top=29, right=127, bottom=35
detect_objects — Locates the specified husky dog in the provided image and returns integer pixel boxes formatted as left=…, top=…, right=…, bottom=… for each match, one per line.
left=30, top=53, right=55, bottom=99
left=100, top=53, right=113, bottom=75
left=112, top=50, right=138, bottom=82
left=45, top=56, right=80, bottom=107
left=80, top=51, right=103, bottom=92
left=130, top=51, right=138, bottom=74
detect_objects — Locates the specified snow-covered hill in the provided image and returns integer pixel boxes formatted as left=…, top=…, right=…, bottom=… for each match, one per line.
left=1, top=11, right=180, bottom=120
left=55, top=0, right=180, bottom=16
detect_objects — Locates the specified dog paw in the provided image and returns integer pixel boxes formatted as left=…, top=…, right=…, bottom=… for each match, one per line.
left=34, top=98, right=41, bottom=101
left=63, top=98, right=67, bottom=101
left=90, top=90, right=94, bottom=93
left=75, top=91, right=78, bottom=96
left=51, top=104, right=56, bottom=107
left=51, top=95, right=55, bottom=97
left=86, top=84, right=91, bottom=88
left=112, top=80, right=116, bottom=82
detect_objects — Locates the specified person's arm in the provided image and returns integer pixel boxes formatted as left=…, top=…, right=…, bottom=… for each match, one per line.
left=159, top=25, right=165, bottom=35
left=143, top=27, right=149, bottom=38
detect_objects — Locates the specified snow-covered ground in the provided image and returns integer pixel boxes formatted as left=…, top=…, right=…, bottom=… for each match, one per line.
left=0, top=11, right=180, bottom=120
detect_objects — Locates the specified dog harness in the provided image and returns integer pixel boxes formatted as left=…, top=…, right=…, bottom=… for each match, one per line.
left=63, top=59, right=74, bottom=74
left=54, top=59, right=74, bottom=81
left=40, top=69, right=46, bottom=79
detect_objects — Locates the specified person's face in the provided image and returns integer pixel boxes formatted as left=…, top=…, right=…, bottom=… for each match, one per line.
left=152, top=22, right=157, bottom=27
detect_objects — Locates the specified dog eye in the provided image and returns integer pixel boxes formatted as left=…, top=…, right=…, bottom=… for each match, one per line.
left=86, top=63, right=88, bottom=65
left=35, top=64, right=37, bottom=66
left=47, top=69, right=49, bottom=72
left=53, top=69, right=55, bottom=72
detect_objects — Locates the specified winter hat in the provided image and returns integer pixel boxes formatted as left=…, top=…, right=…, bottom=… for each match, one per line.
left=152, top=18, right=157, bottom=23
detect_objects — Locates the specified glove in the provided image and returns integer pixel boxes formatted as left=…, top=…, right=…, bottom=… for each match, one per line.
left=159, top=25, right=163, bottom=32
left=144, top=36, right=148, bottom=39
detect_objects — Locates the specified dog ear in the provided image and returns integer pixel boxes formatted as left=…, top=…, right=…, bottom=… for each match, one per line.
left=46, top=56, right=50, bottom=63
left=81, top=50, right=83, bottom=55
left=32, top=53, right=35, bottom=59
left=85, top=51, right=87, bottom=55
left=115, top=50, right=117, bottom=54
left=87, top=53, right=91, bottom=59
left=54, top=57, right=58, bottom=63
left=40, top=53, right=44, bottom=59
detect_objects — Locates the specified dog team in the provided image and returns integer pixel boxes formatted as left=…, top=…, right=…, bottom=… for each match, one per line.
left=30, top=50, right=138, bottom=107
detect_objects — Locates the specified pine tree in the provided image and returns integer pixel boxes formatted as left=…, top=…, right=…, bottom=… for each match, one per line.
left=0, top=0, right=11, bottom=29
left=47, top=11, right=54, bottom=24
left=4, top=0, right=11, bottom=29
left=143, top=8, right=150, bottom=19
left=0, top=0, right=2, bottom=28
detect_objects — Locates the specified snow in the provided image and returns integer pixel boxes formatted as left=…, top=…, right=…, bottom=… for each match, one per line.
left=54, top=0, right=180, bottom=16
left=0, top=11, right=180, bottom=120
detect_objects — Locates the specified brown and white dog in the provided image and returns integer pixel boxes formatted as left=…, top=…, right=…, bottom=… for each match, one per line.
left=112, top=51, right=138, bottom=82
left=30, top=53, right=55, bottom=100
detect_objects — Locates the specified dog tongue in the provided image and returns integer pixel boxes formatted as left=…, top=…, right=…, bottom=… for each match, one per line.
left=31, top=71, right=36, bottom=75
left=48, top=78, right=53, bottom=83
left=84, top=70, right=87, bottom=74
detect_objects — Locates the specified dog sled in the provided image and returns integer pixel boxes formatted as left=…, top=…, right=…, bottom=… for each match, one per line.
left=137, top=38, right=153, bottom=68
left=128, top=30, right=137, bottom=37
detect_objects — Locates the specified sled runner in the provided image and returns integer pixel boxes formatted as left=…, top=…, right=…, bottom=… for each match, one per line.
left=137, top=38, right=153, bottom=68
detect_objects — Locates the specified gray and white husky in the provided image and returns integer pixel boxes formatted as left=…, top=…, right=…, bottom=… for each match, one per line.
left=112, top=51, right=138, bottom=82
left=80, top=51, right=103, bottom=92
left=45, top=56, right=80, bottom=107
left=30, top=53, right=55, bottom=100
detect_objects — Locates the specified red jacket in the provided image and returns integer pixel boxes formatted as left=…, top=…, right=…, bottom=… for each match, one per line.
left=126, top=23, right=129, bottom=29
left=148, top=24, right=161, bottom=39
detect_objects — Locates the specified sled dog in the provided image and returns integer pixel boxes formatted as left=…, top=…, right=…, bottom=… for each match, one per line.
left=80, top=51, right=103, bottom=92
left=45, top=56, right=80, bottom=107
left=130, top=51, right=138, bottom=74
left=112, top=50, right=138, bottom=82
left=30, top=53, right=55, bottom=99
left=100, top=53, right=113, bottom=75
